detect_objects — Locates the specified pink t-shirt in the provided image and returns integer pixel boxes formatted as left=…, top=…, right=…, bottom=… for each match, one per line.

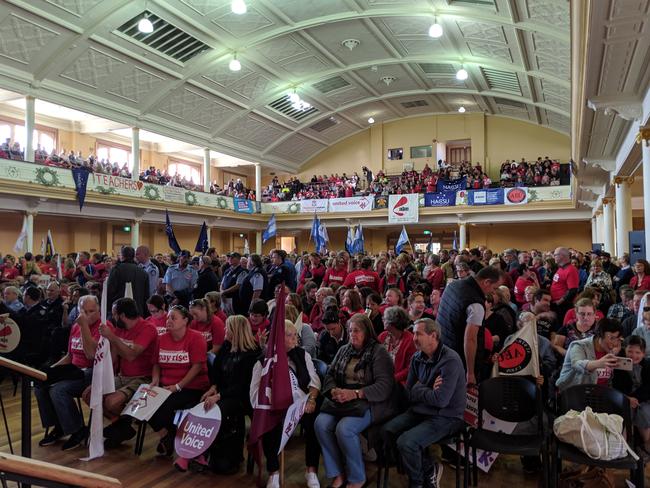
left=115, top=318, right=158, bottom=377
left=190, top=315, right=225, bottom=350
left=68, top=319, right=108, bottom=369
left=156, top=329, right=209, bottom=390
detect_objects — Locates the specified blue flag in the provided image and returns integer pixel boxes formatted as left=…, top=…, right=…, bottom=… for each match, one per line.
left=195, top=221, right=209, bottom=255
left=352, top=224, right=365, bottom=254
left=165, top=209, right=182, bottom=254
left=395, top=226, right=409, bottom=254
left=345, top=227, right=354, bottom=254
left=263, top=214, right=277, bottom=243
left=310, top=213, right=320, bottom=246
left=71, top=167, right=90, bottom=211
left=317, top=221, right=329, bottom=254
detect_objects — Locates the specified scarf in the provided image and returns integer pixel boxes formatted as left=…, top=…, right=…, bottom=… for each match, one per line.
left=331, top=339, right=377, bottom=387
left=287, top=347, right=311, bottom=393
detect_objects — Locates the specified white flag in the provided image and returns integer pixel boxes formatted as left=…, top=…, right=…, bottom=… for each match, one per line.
left=124, top=282, right=133, bottom=299
left=244, top=238, right=250, bottom=255
left=82, top=279, right=115, bottom=461
left=13, top=217, right=28, bottom=254
left=492, top=320, right=540, bottom=378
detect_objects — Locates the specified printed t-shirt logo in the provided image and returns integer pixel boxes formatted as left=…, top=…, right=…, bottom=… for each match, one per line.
left=498, top=338, right=532, bottom=374
left=159, top=349, right=190, bottom=364
left=507, top=188, right=526, bottom=203
left=71, top=336, right=82, bottom=351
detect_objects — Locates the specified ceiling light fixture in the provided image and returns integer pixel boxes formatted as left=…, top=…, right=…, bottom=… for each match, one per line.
left=428, top=17, right=443, bottom=38
left=229, top=54, right=241, bottom=72
left=138, top=16, right=154, bottom=34
left=288, top=91, right=300, bottom=104
left=231, top=0, right=247, bottom=15
left=456, top=67, right=468, bottom=81
left=341, top=39, right=360, bottom=51
left=458, top=106, right=466, bottom=113
left=368, top=117, right=375, bottom=124
left=380, top=76, right=396, bottom=86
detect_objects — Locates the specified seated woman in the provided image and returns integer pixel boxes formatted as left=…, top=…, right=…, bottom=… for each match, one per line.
left=285, top=303, right=317, bottom=358
left=553, top=298, right=598, bottom=357
left=204, top=291, right=227, bottom=323
left=146, top=294, right=168, bottom=335
left=250, top=321, right=321, bottom=488
left=201, top=315, right=260, bottom=474
left=189, top=298, right=225, bottom=354
left=315, top=314, right=396, bottom=488
left=613, top=335, right=650, bottom=453
left=148, top=306, right=209, bottom=468
left=380, top=306, right=416, bottom=385
left=406, top=292, right=434, bottom=326
left=365, top=293, right=384, bottom=336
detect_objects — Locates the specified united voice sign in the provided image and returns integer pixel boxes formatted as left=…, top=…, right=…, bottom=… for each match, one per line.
left=175, top=403, right=221, bottom=459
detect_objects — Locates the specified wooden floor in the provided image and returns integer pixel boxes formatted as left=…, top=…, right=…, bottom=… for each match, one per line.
left=0, top=380, right=647, bottom=488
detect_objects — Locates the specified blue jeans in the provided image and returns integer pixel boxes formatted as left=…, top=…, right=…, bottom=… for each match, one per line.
left=34, top=369, right=92, bottom=435
left=314, top=409, right=372, bottom=484
left=381, top=410, right=465, bottom=485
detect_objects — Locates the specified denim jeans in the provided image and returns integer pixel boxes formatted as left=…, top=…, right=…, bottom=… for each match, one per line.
left=34, top=368, right=92, bottom=435
left=314, top=409, right=372, bottom=484
left=381, top=410, right=464, bottom=485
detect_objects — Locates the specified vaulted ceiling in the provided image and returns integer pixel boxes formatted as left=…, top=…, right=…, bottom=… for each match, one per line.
left=0, top=0, right=570, bottom=172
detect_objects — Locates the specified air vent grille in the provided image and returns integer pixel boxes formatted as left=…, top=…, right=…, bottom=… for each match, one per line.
left=401, top=100, right=429, bottom=109
left=309, top=117, right=339, bottom=132
left=494, top=97, right=527, bottom=110
left=116, top=11, right=210, bottom=63
left=313, top=76, right=350, bottom=93
left=482, top=68, right=522, bottom=95
left=451, top=0, right=495, bottom=6
left=417, top=63, right=456, bottom=75
left=268, top=95, right=319, bottom=122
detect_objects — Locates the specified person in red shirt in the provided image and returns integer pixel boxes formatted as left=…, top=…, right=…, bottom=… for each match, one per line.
left=249, top=299, right=271, bottom=341
left=35, top=294, right=108, bottom=450
left=148, top=305, right=209, bottom=459
left=343, top=257, right=380, bottom=292
left=308, top=287, right=335, bottom=333
left=146, top=294, right=169, bottom=336
left=340, top=289, right=365, bottom=319
left=322, top=255, right=348, bottom=288
left=0, top=255, right=19, bottom=281
left=297, top=253, right=326, bottom=294
left=189, top=298, right=225, bottom=354
left=97, top=297, right=159, bottom=447
left=551, top=247, right=580, bottom=318
left=205, top=291, right=228, bottom=324
left=631, top=259, right=650, bottom=290
left=425, top=254, right=445, bottom=292
left=379, top=306, right=416, bottom=385
left=513, top=265, right=540, bottom=306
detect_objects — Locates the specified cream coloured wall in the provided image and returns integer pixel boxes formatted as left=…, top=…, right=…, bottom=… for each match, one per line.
left=468, top=222, right=591, bottom=252
left=299, top=114, right=570, bottom=181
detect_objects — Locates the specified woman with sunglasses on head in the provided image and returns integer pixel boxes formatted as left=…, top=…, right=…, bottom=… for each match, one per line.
left=148, top=305, right=210, bottom=469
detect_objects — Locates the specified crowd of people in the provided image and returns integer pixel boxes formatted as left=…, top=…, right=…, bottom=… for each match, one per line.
left=0, top=240, right=646, bottom=488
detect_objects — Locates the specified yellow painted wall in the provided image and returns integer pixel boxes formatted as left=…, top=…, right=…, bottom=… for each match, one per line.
left=300, top=115, right=570, bottom=181
left=468, top=222, right=591, bottom=252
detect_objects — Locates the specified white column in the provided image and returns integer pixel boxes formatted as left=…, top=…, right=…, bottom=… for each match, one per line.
left=591, top=216, right=598, bottom=244
left=25, top=96, right=35, bottom=162
left=131, top=220, right=140, bottom=248
left=615, top=177, right=633, bottom=258
left=603, top=198, right=615, bottom=254
left=203, top=148, right=211, bottom=192
left=207, top=226, right=212, bottom=249
left=255, top=163, right=262, bottom=202
left=596, top=210, right=605, bottom=245
left=131, top=127, right=140, bottom=181
left=256, top=231, right=262, bottom=254
left=458, top=221, right=467, bottom=250
left=26, top=211, right=34, bottom=253
left=642, top=129, right=650, bottom=256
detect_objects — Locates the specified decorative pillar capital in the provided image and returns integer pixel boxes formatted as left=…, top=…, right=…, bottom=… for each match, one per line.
left=638, top=124, right=650, bottom=145
left=25, top=210, right=38, bottom=217
left=614, top=175, right=634, bottom=186
left=603, top=197, right=614, bottom=205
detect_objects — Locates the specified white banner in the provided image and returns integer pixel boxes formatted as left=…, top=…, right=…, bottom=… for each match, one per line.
left=492, top=321, right=540, bottom=378
left=300, top=199, right=329, bottom=213
left=388, top=194, right=419, bottom=223
left=0, top=315, right=20, bottom=353
left=504, top=187, right=528, bottom=205
left=122, top=384, right=172, bottom=421
left=328, top=196, right=374, bottom=213
left=278, top=397, right=307, bottom=454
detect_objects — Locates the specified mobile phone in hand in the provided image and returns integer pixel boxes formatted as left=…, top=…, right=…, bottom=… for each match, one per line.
left=613, top=357, right=633, bottom=371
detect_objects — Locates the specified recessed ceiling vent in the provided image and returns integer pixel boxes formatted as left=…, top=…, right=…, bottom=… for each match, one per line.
left=494, top=97, right=527, bottom=110
left=313, top=76, right=351, bottom=93
left=310, top=117, right=339, bottom=132
left=401, top=100, right=429, bottom=109
left=451, top=0, right=496, bottom=7
left=417, top=63, right=456, bottom=75
left=116, top=11, right=210, bottom=63
left=268, top=95, right=319, bottom=122
left=482, top=68, right=522, bottom=95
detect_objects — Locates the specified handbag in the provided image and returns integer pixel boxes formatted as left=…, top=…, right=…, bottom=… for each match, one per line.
left=558, top=466, right=614, bottom=488
left=320, top=397, right=369, bottom=418
left=553, top=406, right=639, bottom=461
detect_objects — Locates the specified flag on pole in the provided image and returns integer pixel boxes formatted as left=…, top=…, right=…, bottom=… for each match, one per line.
left=352, top=224, right=365, bottom=254
left=71, top=167, right=90, bottom=211
left=262, top=214, right=277, bottom=243
left=82, top=279, right=115, bottom=461
left=165, top=210, right=182, bottom=254
left=13, top=217, right=27, bottom=254
left=44, top=230, right=56, bottom=258
left=345, top=227, right=354, bottom=254
left=248, top=286, right=292, bottom=470
left=195, top=221, right=209, bottom=255
left=395, top=226, right=410, bottom=254
left=310, top=213, right=320, bottom=245
left=244, top=238, right=250, bottom=255
left=40, top=237, right=45, bottom=255
left=426, top=232, right=434, bottom=253
left=452, top=230, right=458, bottom=250
left=317, top=220, right=329, bottom=254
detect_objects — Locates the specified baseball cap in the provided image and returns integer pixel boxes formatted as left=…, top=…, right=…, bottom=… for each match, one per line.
left=228, top=252, right=242, bottom=259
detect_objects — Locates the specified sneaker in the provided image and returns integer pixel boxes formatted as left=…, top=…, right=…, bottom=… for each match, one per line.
left=61, top=427, right=87, bottom=451
left=426, top=462, right=443, bottom=488
left=266, top=473, right=280, bottom=488
left=39, top=427, right=64, bottom=447
left=306, top=472, right=320, bottom=488
left=174, top=457, right=190, bottom=472
left=107, top=419, right=136, bottom=445
left=189, top=455, right=209, bottom=473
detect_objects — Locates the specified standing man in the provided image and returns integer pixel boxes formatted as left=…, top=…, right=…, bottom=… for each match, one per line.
left=106, top=246, right=149, bottom=317
left=550, top=247, right=580, bottom=323
left=267, top=250, right=293, bottom=293
left=162, top=250, right=197, bottom=307
left=135, top=245, right=159, bottom=299
left=220, top=252, right=246, bottom=315
left=239, top=254, right=268, bottom=310
left=193, top=256, right=219, bottom=300
left=437, top=266, right=502, bottom=385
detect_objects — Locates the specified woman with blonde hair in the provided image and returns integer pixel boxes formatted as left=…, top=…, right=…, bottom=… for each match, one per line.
left=285, top=303, right=317, bottom=357
left=202, top=315, right=260, bottom=474
left=204, top=291, right=227, bottom=323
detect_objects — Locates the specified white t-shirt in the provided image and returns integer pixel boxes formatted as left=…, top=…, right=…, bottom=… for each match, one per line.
left=466, top=303, right=485, bottom=326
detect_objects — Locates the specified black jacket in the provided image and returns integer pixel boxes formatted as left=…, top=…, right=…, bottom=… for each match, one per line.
left=106, top=260, right=149, bottom=317
left=211, top=341, right=261, bottom=416
left=194, top=267, right=219, bottom=300
left=613, top=357, right=650, bottom=403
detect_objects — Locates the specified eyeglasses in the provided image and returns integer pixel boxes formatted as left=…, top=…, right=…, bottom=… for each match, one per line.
left=643, top=307, right=650, bottom=312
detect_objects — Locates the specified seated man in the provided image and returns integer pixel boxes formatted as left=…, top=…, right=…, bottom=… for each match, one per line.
left=381, top=318, right=466, bottom=488
left=82, top=298, right=158, bottom=447
left=35, top=295, right=107, bottom=450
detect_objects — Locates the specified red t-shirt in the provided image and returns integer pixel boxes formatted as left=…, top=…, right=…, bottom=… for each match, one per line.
left=343, top=269, right=380, bottom=292
left=631, top=275, right=650, bottom=290
left=513, top=276, right=535, bottom=304
left=594, top=349, right=612, bottom=386
left=190, top=315, right=225, bottom=350
left=563, top=308, right=604, bottom=326
left=156, top=329, right=209, bottom=390
left=115, top=318, right=158, bottom=377
left=426, top=267, right=445, bottom=291
left=68, top=319, right=109, bottom=369
left=323, top=268, right=347, bottom=287
left=550, top=264, right=579, bottom=302
left=215, top=310, right=227, bottom=323
left=147, top=314, right=168, bottom=336
left=2, top=266, right=19, bottom=280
